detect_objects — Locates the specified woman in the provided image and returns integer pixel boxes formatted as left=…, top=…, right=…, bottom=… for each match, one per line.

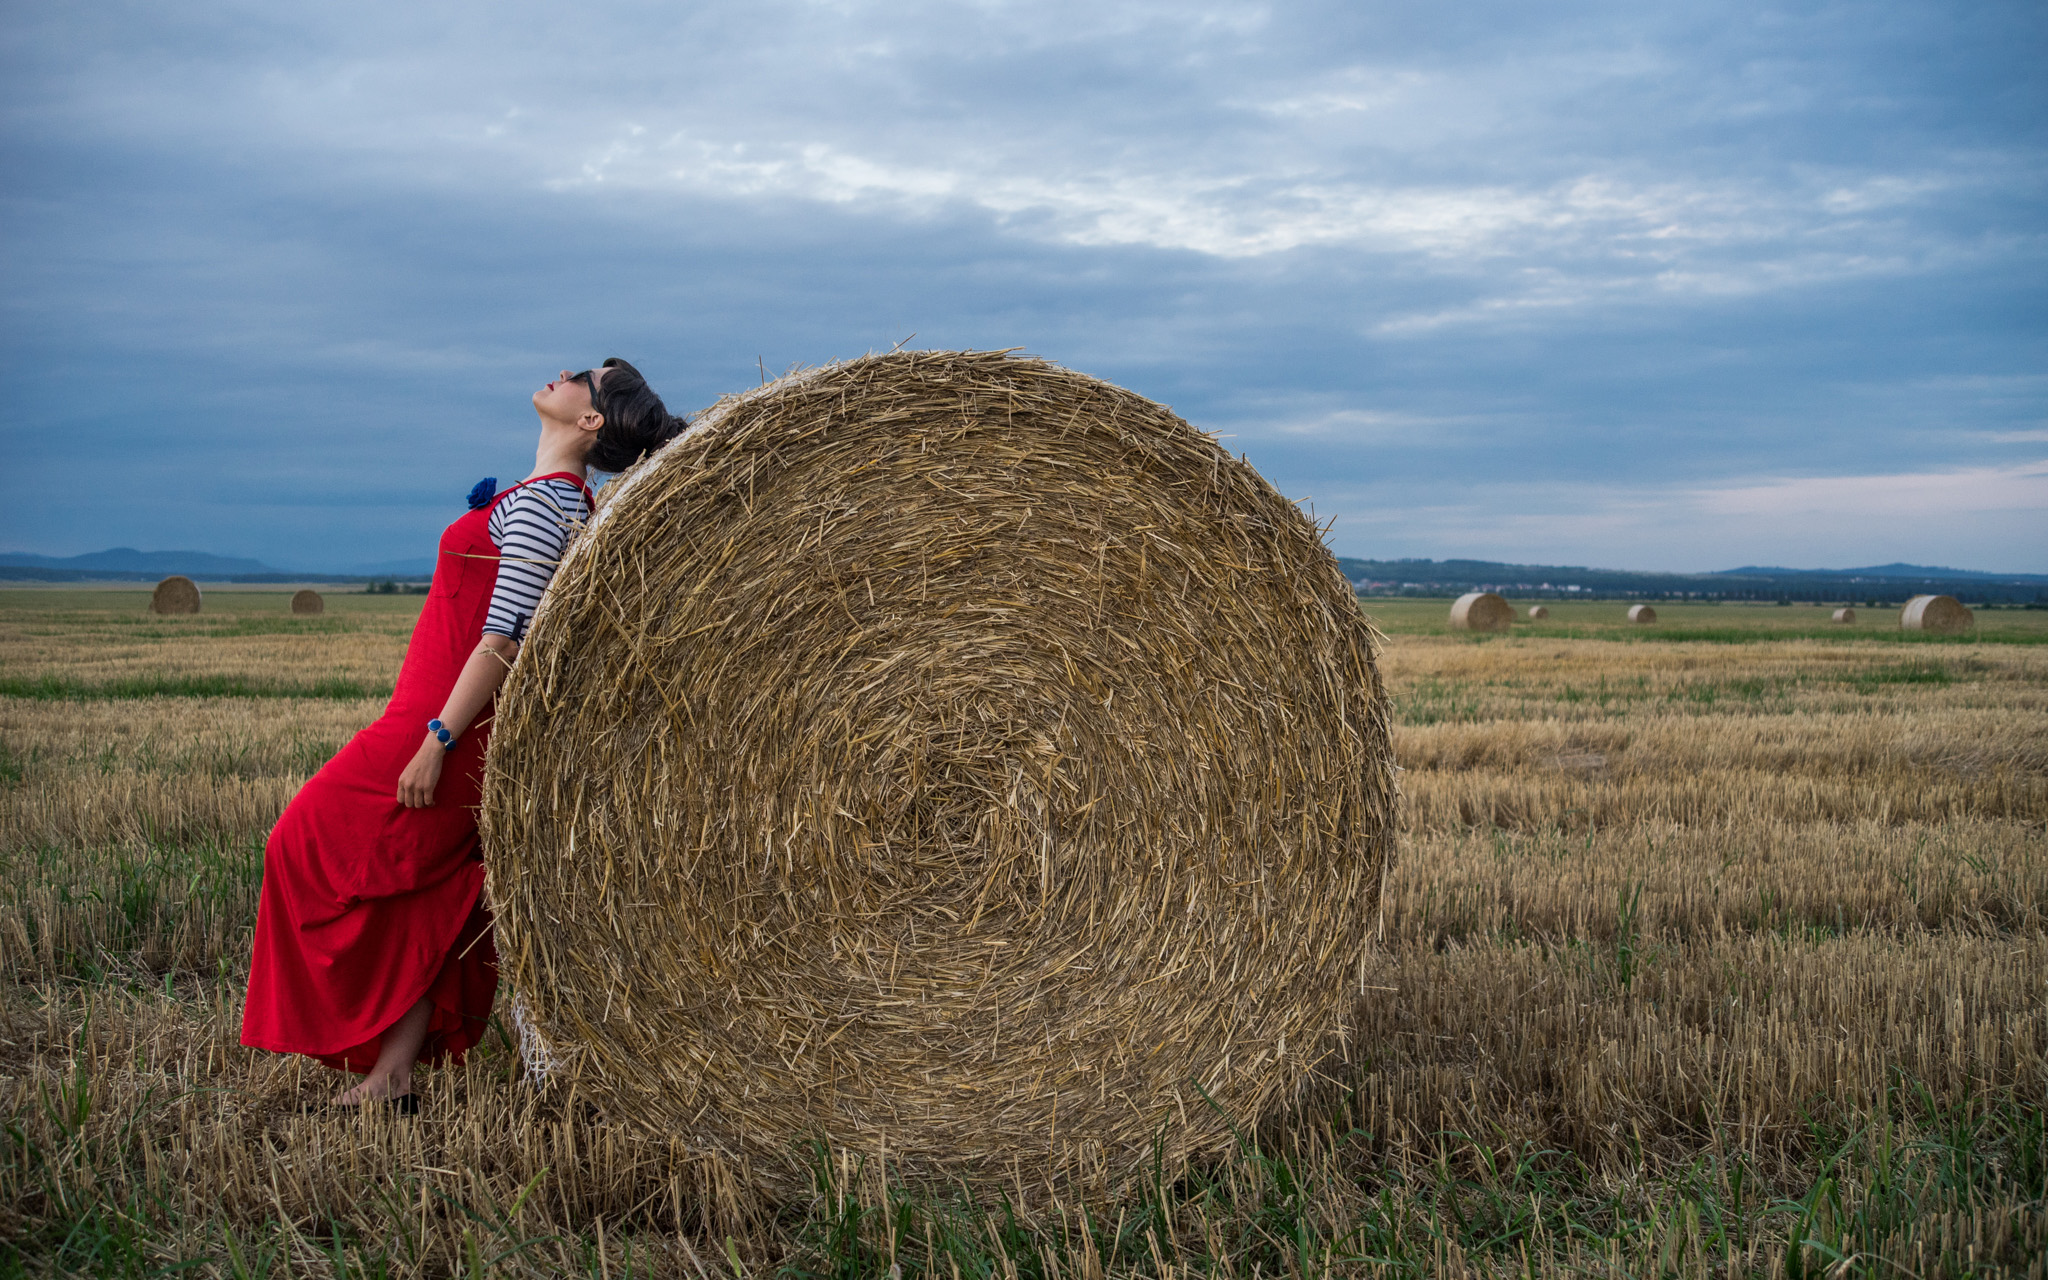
left=242, top=358, right=687, bottom=1109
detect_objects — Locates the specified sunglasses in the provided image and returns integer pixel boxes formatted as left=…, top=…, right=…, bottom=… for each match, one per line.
left=568, top=368, right=602, bottom=403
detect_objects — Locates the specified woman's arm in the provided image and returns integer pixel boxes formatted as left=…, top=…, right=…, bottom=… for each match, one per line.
left=396, top=635, right=518, bottom=808
left=398, top=478, right=586, bottom=809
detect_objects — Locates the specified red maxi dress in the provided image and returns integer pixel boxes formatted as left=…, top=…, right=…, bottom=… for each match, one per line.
left=242, top=474, right=591, bottom=1072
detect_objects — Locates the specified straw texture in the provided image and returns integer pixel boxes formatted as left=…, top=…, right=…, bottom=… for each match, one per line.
left=1627, top=604, right=1658, bottom=624
left=1832, top=607, right=1855, bottom=624
left=1901, top=595, right=1972, bottom=633
left=150, top=576, right=201, bottom=615
left=291, top=589, right=324, bottom=615
left=1449, top=592, right=1513, bottom=632
left=1526, top=605, right=1550, bottom=621
left=481, top=350, right=1397, bottom=1202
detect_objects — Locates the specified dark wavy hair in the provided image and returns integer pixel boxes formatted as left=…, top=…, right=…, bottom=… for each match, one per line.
left=588, top=357, right=689, bottom=473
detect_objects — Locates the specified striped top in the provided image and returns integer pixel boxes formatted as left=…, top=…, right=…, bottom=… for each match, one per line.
left=483, top=477, right=591, bottom=642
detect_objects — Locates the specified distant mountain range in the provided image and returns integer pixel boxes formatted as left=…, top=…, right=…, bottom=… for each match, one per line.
left=0, top=547, right=434, bottom=583
left=4, top=547, right=2042, bottom=601
left=1723, top=563, right=2043, bottom=582
left=0, top=548, right=278, bottom=575
left=1336, top=558, right=2048, bottom=603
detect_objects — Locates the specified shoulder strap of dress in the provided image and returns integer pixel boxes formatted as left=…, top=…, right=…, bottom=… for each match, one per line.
left=489, top=472, right=595, bottom=514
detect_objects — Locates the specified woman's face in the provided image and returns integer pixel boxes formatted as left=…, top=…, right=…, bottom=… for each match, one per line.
left=532, top=367, right=610, bottom=425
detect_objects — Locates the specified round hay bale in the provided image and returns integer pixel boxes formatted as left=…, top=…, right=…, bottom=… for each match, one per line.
left=1831, top=607, right=1855, bottom=624
left=150, top=576, right=201, bottom=615
left=1901, top=594, right=1972, bottom=633
left=1449, top=591, right=1513, bottom=632
left=482, top=350, right=1397, bottom=1202
left=290, top=589, right=324, bottom=615
left=1627, top=604, right=1657, bottom=624
left=1525, top=604, right=1550, bottom=621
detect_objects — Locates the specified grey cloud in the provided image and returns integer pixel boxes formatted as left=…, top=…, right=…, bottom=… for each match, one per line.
left=2, top=0, right=2043, bottom=570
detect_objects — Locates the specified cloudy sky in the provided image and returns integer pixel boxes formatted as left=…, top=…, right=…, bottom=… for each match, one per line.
left=3, top=0, right=2043, bottom=573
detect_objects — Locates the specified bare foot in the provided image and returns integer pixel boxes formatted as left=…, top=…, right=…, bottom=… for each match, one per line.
left=330, top=996, right=433, bottom=1107
left=334, top=1072, right=413, bottom=1107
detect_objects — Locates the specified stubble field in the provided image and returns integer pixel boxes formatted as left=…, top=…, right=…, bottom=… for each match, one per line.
left=1, top=589, right=2043, bottom=1277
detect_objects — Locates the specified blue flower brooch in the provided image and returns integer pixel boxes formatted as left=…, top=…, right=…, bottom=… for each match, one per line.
left=466, top=477, right=498, bottom=511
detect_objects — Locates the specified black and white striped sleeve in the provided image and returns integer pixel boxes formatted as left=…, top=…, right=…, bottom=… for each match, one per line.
left=483, top=479, right=588, bottom=642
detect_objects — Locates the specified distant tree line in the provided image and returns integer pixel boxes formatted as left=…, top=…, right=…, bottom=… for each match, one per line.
left=1334, top=557, right=2048, bottom=606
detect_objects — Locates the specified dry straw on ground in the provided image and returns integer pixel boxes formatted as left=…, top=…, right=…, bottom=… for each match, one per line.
left=481, top=349, right=1398, bottom=1203
left=5, top=597, right=2047, bottom=1274
left=290, top=589, right=323, bottom=615
left=1627, top=603, right=1658, bottom=624
left=1902, top=593, right=1973, bottom=633
left=1448, top=591, right=1513, bottom=632
left=1525, top=604, right=1549, bottom=620
left=150, top=575, right=201, bottom=615
left=1832, top=606, right=1855, bottom=623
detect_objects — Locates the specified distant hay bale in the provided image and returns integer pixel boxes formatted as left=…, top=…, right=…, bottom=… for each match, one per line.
left=150, top=576, right=201, bottom=615
left=1832, top=607, right=1855, bottom=624
left=1627, top=604, right=1657, bottom=624
left=482, top=350, right=1398, bottom=1203
left=290, top=589, right=324, bottom=615
left=1526, top=604, right=1550, bottom=621
left=1901, top=595, right=1972, bottom=634
left=1449, top=591, right=1514, bottom=632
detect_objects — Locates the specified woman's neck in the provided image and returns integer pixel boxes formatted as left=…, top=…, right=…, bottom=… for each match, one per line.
left=528, top=429, right=591, bottom=482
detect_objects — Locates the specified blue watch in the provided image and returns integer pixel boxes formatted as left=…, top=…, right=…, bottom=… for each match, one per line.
left=428, top=718, right=457, bottom=749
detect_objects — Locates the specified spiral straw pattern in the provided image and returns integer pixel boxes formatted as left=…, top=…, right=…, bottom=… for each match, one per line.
left=481, top=350, right=1397, bottom=1200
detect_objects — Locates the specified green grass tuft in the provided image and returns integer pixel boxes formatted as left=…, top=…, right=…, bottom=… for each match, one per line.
left=0, top=674, right=385, bottom=701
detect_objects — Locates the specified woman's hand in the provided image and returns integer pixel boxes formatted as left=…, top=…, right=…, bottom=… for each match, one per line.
left=397, top=636, right=517, bottom=810
left=397, top=736, right=447, bottom=808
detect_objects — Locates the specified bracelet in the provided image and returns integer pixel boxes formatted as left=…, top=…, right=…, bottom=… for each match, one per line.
left=428, top=718, right=457, bottom=750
